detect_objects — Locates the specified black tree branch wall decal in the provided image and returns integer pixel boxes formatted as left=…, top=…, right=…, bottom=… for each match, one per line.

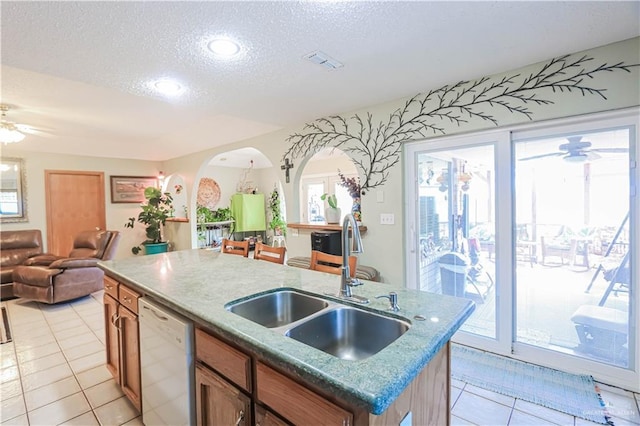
left=282, top=54, right=638, bottom=192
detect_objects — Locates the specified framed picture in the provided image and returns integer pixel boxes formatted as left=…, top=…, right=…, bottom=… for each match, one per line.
left=110, top=175, right=158, bottom=203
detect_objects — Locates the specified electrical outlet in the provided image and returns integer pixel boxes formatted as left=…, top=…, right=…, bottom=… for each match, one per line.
left=291, top=228, right=299, bottom=237
left=380, top=213, right=395, bottom=225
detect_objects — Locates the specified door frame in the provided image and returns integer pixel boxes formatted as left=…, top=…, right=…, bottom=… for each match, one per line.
left=45, top=170, right=106, bottom=256
left=404, top=107, right=639, bottom=391
left=404, top=129, right=512, bottom=357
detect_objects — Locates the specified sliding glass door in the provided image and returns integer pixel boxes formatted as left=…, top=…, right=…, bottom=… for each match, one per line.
left=405, top=132, right=507, bottom=347
left=404, top=109, right=638, bottom=391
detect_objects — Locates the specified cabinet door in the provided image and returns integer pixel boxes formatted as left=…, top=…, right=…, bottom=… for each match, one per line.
left=255, top=404, right=291, bottom=426
left=196, top=364, right=251, bottom=426
left=103, top=294, right=120, bottom=384
left=256, top=362, right=353, bottom=426
left=119, top=305, right=141, bottom=411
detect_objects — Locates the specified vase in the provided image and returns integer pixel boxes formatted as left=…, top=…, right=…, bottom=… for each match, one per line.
left=351, top=197, right=362, bottom=223
left=325, top=207, right=341, bottom=224
left=144, top=242, right=169, bottom=255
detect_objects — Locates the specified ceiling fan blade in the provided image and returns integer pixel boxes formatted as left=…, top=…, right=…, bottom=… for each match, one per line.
left=518, top=152, right=563, bottom=161
left=585, top=151, right=601, bottom=161
left=591, top=148, right=628, bottom=153
left=15, top=123, right=54, bottom=138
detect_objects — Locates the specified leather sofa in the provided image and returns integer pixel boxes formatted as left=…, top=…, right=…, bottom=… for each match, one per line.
left=0, top=229, right=44, bottom=300
left=12, top=229, right=120, bottom=304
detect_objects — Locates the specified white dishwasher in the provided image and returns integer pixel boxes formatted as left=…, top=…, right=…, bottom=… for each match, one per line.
left=139, top=298, right=195, bottom=426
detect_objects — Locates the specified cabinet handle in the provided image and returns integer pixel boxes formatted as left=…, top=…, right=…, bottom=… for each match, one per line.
left=111, top=312, right=119, bottom=327
left=234, top=410, right=244, bottom=426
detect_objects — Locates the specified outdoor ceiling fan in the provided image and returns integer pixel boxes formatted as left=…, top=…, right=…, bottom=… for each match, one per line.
left=518, top=136, right=628, bottom=162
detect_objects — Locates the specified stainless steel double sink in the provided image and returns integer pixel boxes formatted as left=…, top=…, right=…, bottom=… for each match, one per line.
left=225, top=289, right=410, bottom=361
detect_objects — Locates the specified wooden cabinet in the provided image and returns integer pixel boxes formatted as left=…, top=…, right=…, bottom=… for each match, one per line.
left=195, top=363, right=252, bottom=426
left=195, top=328, right=354, bottom=426
left=255, top=404, right=290, bottom=426
left=103, top=276, right=141, bottom=411
left=194, top=326, right=450, bottom=426
left=256, top=362, right=353, bottom=426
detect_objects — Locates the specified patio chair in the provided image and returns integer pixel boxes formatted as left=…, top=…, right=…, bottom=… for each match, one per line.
left=466, top=238, right=494, bottom=300
left=438, top=239, right=494, bottom=301
left=540, top=235, right=578, bottom=266
left=598, top=251, right=630, bottom=306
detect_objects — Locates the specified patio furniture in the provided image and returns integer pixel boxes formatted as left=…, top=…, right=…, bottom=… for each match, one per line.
left=598, top=251, right=630, bottom=307
left=540, top=236, right=578, bottom=266
left=585, top=212, right=629, bottom=293
left=571, top=305, right=628, bottom=365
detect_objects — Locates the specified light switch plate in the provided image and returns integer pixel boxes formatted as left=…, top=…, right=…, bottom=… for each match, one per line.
left=291, top=228, right=299, bottom=237
left=376, top=190, right=384, bottom=203
left=380, top=213, right=395, bottom=225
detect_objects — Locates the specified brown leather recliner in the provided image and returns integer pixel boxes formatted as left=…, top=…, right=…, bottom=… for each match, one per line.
left=0, top=229, right=44, bottom=299
left=12, top=230, right=120, bottom=304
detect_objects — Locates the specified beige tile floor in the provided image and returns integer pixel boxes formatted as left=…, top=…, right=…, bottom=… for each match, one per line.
left=1, top=291, right=639, bottom=426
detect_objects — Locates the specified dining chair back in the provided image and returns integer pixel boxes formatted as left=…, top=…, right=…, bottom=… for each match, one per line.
left=253, top=242, right=286, bottom=264
left=310, top=250, right=356, bottom=278
left=221, top=238, right=249, bottom=257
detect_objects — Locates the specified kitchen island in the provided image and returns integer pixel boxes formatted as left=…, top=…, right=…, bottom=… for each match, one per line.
left=99, top=249, right=475, bottom=425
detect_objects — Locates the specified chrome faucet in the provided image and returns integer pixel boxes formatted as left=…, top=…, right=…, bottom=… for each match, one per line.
left=338, top=213, right=369, bottom=304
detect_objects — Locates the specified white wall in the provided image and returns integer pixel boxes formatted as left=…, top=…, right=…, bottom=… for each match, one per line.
left=2, top=37, right=638, bottom=286
left=0, top=148, right=160, bottom=259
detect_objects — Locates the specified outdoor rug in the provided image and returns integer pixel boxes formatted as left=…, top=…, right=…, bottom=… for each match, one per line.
left=0, top=306, right=12, bottom=344
left=451, top=344, right=611, bottom=425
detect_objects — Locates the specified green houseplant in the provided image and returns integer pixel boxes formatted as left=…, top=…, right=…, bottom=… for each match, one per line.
left=268, top=188, right=286, bottom=236
left=196, top=205, right=235, bottom=247
left=321, top=193, right=341, bottom=224
left=125, top=187, right=173, bottom=255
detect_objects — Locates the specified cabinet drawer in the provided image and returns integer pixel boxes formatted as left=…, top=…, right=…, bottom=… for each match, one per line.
left=256, top=362, right=353, bottom=426
left=118, top=284, right=140, bottom=314
left=195, top=328, right=251, bottom=393
left=103, top=275, right=119, bottom=299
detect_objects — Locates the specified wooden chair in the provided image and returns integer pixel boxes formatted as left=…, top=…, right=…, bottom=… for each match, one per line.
left=310, top=250, right=356, bottom=278
left=254, top=242, right=286, bottom=264
left=221, top=238, right=249, bottom=257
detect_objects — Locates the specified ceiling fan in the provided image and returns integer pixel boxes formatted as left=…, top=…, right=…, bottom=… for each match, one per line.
left=518, top=136, right=628, bottom=162
left=0, top=104, right=27, bottom=143
left=0, top=104, right=52, bottom=143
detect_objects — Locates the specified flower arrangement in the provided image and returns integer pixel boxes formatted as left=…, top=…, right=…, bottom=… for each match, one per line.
left=338, top=170, right=363, bottom=198
left=174, top=184, right=183, bottom=194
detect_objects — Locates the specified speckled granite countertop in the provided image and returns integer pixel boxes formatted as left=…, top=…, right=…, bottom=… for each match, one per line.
left=99, top=249, right=475, bottom=415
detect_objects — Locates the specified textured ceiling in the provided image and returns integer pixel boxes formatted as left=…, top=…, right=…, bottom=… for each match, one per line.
left=1, top=1, right=639, bottom=162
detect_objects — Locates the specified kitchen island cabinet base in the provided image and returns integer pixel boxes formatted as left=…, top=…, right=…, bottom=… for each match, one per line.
left=197, top=326, right=451, bottom=426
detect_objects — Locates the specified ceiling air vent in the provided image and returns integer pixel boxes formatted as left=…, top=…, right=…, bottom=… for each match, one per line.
left=303, top=50, right=344, bottom=70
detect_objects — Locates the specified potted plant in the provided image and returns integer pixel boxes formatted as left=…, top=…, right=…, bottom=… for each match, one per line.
left=125, top=187, right=173, bottom=255
left=321, top=193, right=341, bottom=224
left=268, top=188, right=286, bottom=236
left=196, top=205, right=235, bottom=248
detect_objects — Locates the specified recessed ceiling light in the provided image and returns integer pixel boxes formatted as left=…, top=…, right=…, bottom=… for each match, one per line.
left=207, top=38, right=241, bottom=57
left=152, top=79, right=184, bottom=96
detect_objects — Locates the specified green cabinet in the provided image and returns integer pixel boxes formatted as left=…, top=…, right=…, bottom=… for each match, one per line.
left=230, top=194, right=266, bottom=232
